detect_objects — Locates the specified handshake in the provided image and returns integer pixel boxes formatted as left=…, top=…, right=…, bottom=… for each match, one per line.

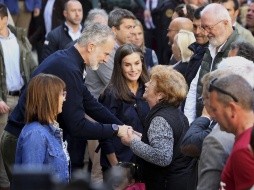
left=116, top=125, right=142, bottom=146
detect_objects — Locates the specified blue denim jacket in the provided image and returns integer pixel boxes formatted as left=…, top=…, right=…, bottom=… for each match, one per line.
left=15, top=122, right=69, bottom=183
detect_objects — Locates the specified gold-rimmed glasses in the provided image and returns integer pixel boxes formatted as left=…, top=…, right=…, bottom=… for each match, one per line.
left=201, top=20, right=225, bottom=32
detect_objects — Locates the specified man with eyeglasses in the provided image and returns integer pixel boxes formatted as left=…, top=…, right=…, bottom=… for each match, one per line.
left=207, top=74, right=254, bottom=190
left=184, top=3, right=242, bottom=124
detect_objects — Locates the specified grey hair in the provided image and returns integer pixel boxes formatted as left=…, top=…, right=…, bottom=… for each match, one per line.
left=201, top=3, right=231, bottom=22
left=229, top=41, right=254, bottom=62
left=77, top=23, right=114, bottom=46
left=84, top=8, right=108, bottom=25
left=212, top=74, right=254, bottom=110
left=217, top=56, right=254, bottom=88
left=201, top=70, right=231, bottom=98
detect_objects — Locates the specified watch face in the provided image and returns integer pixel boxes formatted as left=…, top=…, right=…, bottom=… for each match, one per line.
left=112, top=124, right=119, bottom=131
left=112, top=124, right=119, bottom=136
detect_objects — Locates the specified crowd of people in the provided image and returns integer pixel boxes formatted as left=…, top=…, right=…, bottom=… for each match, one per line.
left=0, top=0, right=254, bottom=189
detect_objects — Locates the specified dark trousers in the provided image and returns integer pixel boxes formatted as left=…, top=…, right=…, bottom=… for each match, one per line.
left=67, top=137, right=87, bottom=172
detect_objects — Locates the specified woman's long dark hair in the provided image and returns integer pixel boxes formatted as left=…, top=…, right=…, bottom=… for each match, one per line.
left=107, top=43, right=149, bottom=102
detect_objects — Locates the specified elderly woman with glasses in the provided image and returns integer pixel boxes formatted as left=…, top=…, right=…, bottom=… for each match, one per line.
left=121, top=65, right=194, bottom=190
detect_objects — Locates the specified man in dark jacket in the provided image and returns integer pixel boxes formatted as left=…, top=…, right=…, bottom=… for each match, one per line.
left=0, top=23, right=129, bottom=184
left=41, top=0, right=84, bottom=62
left=185, top=6, right=209, bottom=88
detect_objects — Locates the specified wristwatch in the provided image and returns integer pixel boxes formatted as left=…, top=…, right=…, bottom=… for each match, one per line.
left=112, top=124, right=119, bottom=136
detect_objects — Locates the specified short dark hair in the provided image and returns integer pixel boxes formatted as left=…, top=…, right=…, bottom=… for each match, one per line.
left=0, top=3, right=8, bottom=19
left=116, top=162, right=138, bottom=183
left=64, top=0, right=81, bottom=10
left=108, top=8, right=136, bottom=29
left=219, top=0, right=239, bottom=10
left=230, top=41, right=254, bottom=62
left=193, top=5, right=206, bottom=20
left=106, top=43, right=149, bottom=102
left=174, top=4, right=186, bottom=18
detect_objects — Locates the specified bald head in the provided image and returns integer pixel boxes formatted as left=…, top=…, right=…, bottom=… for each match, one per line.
left=167, top=17, right=193, bottom=44
left=63, top=0, right=83, bottom=26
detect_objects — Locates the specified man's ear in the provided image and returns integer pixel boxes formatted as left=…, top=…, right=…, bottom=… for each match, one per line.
left=228, top=102, right=237, bottom=118
left=87, top=42, right=95, bottom=53
left=223, top=19, right=229, bottom=26
left=234, top=9, right=240, bottom=18
left=111, top=26, right=117, bottom=36
left=63, top=10, right=67, bottom=18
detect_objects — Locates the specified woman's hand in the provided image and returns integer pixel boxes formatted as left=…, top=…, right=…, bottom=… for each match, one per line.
left=121, top=128, right=141, bottom=146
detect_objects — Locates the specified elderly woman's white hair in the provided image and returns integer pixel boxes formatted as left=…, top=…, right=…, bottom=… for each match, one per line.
left=174, top=29, right=196, bottom=62
left=217, top=56, right=254, bottom=88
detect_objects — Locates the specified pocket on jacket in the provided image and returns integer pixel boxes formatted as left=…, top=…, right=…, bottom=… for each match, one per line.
left=48, top=146, right=60, bottom=157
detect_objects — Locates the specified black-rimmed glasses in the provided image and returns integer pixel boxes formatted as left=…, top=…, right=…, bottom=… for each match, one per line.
left=209, top=78, right=238, bottom=102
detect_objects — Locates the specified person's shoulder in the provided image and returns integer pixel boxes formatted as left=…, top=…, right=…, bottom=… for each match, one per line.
left=206, top=126, right=234, bottom=151
left=8, top=25, right=21, bottom=35
left=52, top=46, right=79, bottom=61
left=233, top=128, right=252, bottom=151
left=209, top=126, right=234, bottom=139
left=23, top=122, right=45, bottom=131
left=20, top=122, right=49, bottom=137
left=99, top=85, right=117, bottom=101
left=103, top=86, right=114, bottom=95
left=50, top=23, right=65, bottom=33
left=47, top=25, right=65, bottom=38
left=8, top=25, right=27, bottom=41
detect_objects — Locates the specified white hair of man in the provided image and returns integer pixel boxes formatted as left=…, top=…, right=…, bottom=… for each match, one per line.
left=217, top=56, right=254, bottom=88
left=201, top=3, right=231, bottom=23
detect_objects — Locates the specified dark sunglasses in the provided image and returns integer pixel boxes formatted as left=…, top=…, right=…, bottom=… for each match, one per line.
left=208, top=78, right=238, bottom=102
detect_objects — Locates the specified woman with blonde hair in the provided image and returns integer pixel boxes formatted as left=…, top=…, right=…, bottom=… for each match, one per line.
left=15, top=74, right=69, bottom=183
left=131, top=19, right=158, bottom=71
left=121, top=65, right=195, bottom=190
left=172, top=29, right=196, bottom=77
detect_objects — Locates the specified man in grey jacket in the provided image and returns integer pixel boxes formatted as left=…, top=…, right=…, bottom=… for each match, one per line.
left=220, top=0, right=254, bottom=44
